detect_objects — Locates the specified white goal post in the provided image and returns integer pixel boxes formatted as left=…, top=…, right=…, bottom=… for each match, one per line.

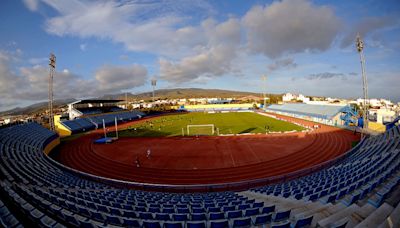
left=187, top=124, right=215, bottom=136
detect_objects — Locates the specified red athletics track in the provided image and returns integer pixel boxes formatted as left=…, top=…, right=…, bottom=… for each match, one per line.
left=57, top=113, right=360, bottom=185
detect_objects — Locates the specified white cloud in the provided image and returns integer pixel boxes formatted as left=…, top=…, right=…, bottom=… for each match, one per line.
left=41, top=0, right=213, bottom=56
left=28, top=57, right=48, bottom=65
left=119, top=55, right=129, bottom=61
left=242, top=0, right=340, bottom=58
left=79, top=43, right=87, bottom=51
left=23, top=0, right=39, bottom=11
left=269, top=71, right=400, bottom=101
left=268, top=58, right=297, bottom=72
left=31, top=0, right=346, bottom=85
left=340, top=16, right=400, bottom=48
left=95, top=64, right=147, bottom=93
left=159, top=18, right=242, bottom=83
left=0, top=51, right=148, bottom=104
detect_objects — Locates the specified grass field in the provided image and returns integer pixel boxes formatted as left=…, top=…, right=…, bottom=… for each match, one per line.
left=112, top=112, right=305, bottom=137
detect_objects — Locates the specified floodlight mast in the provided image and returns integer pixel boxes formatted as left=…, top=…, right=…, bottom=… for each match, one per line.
left=261, top=75, right=267, bottom=108
left=151, top=79, right=157, bottom=102
left=356, top=34, right=369, bottom=137
left=48, top=53, right=56, bottom=131
left=125, top=92, right=128, bottom=109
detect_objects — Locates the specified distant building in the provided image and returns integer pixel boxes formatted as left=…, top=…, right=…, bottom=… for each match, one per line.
left=282, top=93, right=295, bottom=102
left=370, top=108, right=397, bottom=124
left=282, top=93, right=310, bottom=103
left=237, top=95, right=262, bottom=101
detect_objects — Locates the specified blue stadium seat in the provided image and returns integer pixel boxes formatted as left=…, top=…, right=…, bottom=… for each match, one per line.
left=123, top=218, right=141, bottom=227
left=209, top=212, right=225, bottom=220
left=232, top=217, right=251, bottom=227
left=252, top=213, right=272, bottom=226
left=271, top=221, right=291, bottom=228
left=186, top=221, right=206, bottom=228
left=143, top=220, right=162, bottom=228
left=208, top=219, right=229, bottom=228
left=149, top=207, right=161, bottom=213
left=208, top=207, right=220, bottom=213
left=244, top=208, right=259, bottom=216
left=273, top=210, right=291, bottom=222
left=140, top=212, right=154, bottom=220
left=173, top=213, right=188, bottom=221
left=162, top=208, right=175, bottom=214
left=261, top=205, right=275, bottom=214
left=155, top=213, right=171, bottom=221
left=177, top=208, right=190, bottom=214
left=106, top=215, right=123, bottom=226
left=164, top=221, right=184, bottom=228
left=227, top=210, right=242, bottom=219
left=192, top=208, right=205, bottom=213
left=291, top=215, right=313, bottom=228
left=191, top=213, right=207, bottom=221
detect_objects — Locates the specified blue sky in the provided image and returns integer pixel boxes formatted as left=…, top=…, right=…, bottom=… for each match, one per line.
left=0, top=0, right=399, bottom=111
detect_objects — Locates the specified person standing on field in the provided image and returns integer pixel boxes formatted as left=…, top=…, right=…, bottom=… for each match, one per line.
left=135, top=156, right=140, bottom=168
left=146, top=148, right=151, bottom=159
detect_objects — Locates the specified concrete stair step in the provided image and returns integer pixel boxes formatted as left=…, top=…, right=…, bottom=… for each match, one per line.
left=377, top=201, right=400, bottom=228
left=354, top=203, right=394, bottom=228
left=311, top=203, right=346, bottom=227
left=293, top=203, right=331, bottom=218
left=384, top=181, right=400, bottom=207
left=240, top=191, right=311, bottom=212
left=317, top=204, right=360, bottom=227
left=351, top=203, right=376, bottom=221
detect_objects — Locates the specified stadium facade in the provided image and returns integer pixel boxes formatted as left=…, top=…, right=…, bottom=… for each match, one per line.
left=266, top=103, right=358, bottom=127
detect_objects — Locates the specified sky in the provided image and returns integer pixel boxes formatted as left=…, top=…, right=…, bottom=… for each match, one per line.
left=0, top=0, right=399, bottom=111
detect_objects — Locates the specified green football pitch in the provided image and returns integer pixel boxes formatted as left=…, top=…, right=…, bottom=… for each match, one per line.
left=114, top=112, right=305, bottom=137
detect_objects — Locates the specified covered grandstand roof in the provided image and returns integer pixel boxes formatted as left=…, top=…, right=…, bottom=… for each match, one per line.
left=69, top=99, right=123, bottom=105
left=266, top=103, right=347, bottom=119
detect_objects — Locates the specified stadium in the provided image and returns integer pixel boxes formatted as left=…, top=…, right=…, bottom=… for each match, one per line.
left=1, top=98, right=400, bottom=227
left=1, top=1, right=400, bottom=228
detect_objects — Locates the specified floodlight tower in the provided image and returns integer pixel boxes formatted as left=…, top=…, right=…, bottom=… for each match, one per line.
left=151, top=79, right=157, bottom=102
left=125, top=92, right=128, bottom=109
left=261, top=75, right=267, bottom=108
left=48, top=53, right=56, bottom=131
left=356, top=34, right=369, bottom=136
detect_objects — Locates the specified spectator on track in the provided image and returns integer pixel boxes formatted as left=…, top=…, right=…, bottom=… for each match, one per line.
left=146, top=149, right=151, bottom=159
left=135, top=156, right=140, bottom=168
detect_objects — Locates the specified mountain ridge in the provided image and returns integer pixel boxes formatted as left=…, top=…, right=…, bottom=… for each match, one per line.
left=1, top=88, right=273, bottom=116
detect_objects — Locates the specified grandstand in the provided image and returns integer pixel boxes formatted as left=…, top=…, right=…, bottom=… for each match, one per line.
left=266, top=103, right=359, bottom=127
left=178, top=103, right=260, bottom=112
left=56, top=110, right=145, bottom=135
left=67, top=100, right=126, bottom=120
left=0, top=121, right=399, bottom=227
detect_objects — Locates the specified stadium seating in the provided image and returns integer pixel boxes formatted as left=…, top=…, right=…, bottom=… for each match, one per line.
left=0, top=122, right=399, bottom=227
left=60, top=110, right=145, bottom=133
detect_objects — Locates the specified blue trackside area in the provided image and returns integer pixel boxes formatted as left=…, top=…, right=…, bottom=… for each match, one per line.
left=61, top=110, right=145, bottom=134
left=94, top=137, right=114, bottom=144
left=0, top=122, right=399, bottom=227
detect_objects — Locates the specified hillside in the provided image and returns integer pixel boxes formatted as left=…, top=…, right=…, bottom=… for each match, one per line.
left=101, top=88, right=265, bottom=100
left=0, top=98, right=76, bottom=116
left=0, top=88, right=280, bottom=116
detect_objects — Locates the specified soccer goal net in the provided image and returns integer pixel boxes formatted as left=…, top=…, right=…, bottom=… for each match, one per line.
left=187, top=124, right=215, bottom=136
